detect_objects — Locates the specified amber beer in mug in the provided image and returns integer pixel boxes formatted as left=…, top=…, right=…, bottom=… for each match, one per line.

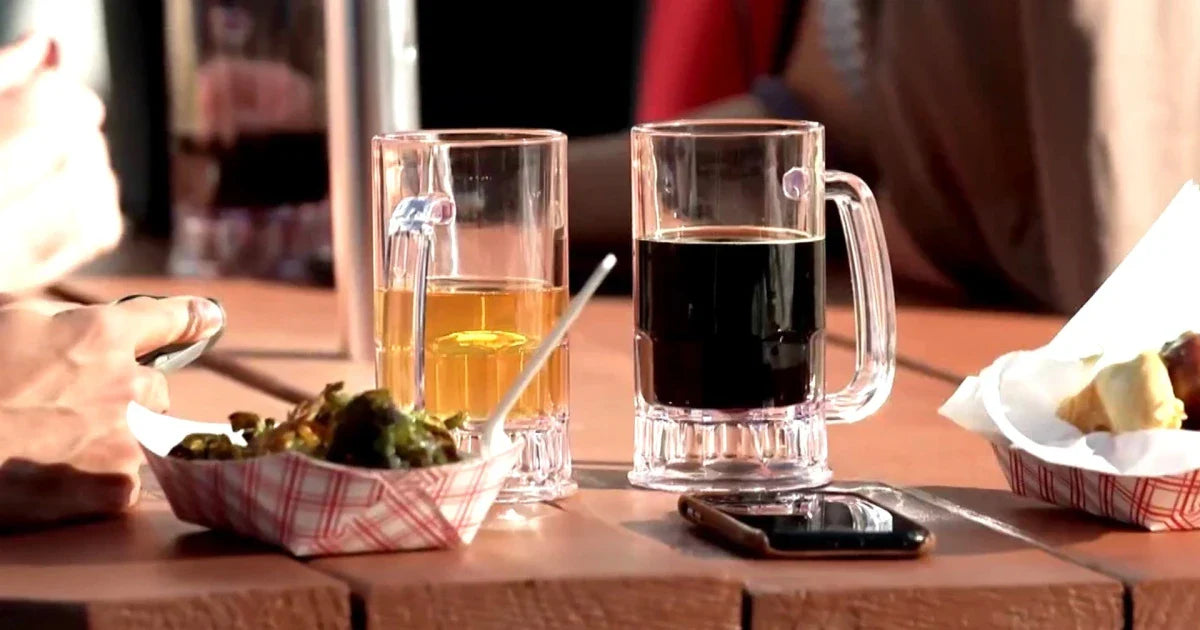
left=375, top=279, right=568, bottom=420
left=371, top=130, right=571, bottom=502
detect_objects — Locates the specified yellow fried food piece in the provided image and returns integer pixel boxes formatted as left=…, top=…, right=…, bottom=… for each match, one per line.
left=1057, top=351, right=1186, bottom=434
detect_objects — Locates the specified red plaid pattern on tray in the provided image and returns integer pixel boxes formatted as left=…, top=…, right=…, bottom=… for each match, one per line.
left=993, top=444, right=1200, bottom=531
left=143, top=441, right=522, bottom=556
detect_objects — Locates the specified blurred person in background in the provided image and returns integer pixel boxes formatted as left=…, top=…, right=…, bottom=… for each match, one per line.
left=168, top=0, right=331, bottom=282
left=570, top=0, right=1200, bottom=313
left=0, top=34, right=223, bottom=528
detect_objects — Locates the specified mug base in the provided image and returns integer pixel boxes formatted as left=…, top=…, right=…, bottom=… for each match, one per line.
left=629, top=401, right=832, bottom=493
left=456, top=411, right=575, bottom=503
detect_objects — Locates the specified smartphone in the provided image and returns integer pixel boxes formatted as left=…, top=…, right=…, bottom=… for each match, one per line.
left=678, top=491, right=934, bottom=559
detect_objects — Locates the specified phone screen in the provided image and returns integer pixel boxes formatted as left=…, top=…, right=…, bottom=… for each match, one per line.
left=688, top=492, right=931, bottom=553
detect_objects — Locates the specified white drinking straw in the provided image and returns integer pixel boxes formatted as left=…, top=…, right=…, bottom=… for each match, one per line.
left=479, top=254, right=618, bottom=453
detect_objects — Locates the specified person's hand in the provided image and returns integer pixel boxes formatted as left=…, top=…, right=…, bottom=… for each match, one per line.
left=0, top=33, right=122, bottom=293
left=0, top=296, right=224, bottom=528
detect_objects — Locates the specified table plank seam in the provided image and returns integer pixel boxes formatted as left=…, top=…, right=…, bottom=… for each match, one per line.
left=905, top=486, right=1141, bottom=596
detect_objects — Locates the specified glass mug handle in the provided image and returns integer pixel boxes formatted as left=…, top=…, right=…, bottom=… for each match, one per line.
left=384, top=193, right=456, bottom=409
left=823, top=170, right=896, bottom=423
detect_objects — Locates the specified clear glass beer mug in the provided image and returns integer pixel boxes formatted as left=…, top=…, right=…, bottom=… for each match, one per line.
left=371, top=130, right=572, bottom=502
left=629, top=120, right=896, bottom=492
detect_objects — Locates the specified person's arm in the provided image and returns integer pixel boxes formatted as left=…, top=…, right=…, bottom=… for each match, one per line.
left=0, top=296, right=223, bottom=528
left=568, top=1, right=942, bottom=298
left=1018, top=0, right=1200, bottom=311
left=776, top=0, right=960, bottom=299
left=861, top=1, right=1055, bottom=309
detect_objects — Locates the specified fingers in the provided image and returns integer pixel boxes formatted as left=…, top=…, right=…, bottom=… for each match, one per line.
left=34, top=136, right=124, bottom=279
left=0, top=73, right=108, bottom=207
left=0, top=298, right=80, bottom=316
left=0, top=118, right=110, bottom=208
left=68, top=430, right=143, bottom=477
left=0, top=33, right=54, bottom=93
left=0, top=67, right=105, bottom=132
left=49, top=296, right=223, bottom=370
left=0, top=460, right=137, bottom=528
left=0, top=70, right=116, bottom=292
left=131, top=366, right=170, bottom=413
left=110, top=296, right=225, bottom=356
left=0, top=130, right=121, bottom=292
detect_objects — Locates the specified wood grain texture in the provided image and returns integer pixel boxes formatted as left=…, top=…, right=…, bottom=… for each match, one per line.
left=352, top=576, right=737, bottom=630
left=1131, top=579, right=1200, bottom=630
left=826, top=355, right=1005, bottom=490
left=165, top=368, right=291, bottom=422
left=826, top=304, right=1063, bottom=380
left=3, top=560, right=349, bottom=630
left=561, top=485, right=1121, bottom=630
left=748, top=582, right=1119, bottom=630
left=312, top=505, right=743, bottom=630
left=0, top=493, right=349, bottom=630
left=928, top=487, right=1200, bottom=630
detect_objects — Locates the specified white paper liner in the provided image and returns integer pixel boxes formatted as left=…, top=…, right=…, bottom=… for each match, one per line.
left=939, top=181, right=1200, bottom=478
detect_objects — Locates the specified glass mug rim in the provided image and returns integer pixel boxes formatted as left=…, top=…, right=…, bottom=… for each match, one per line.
left=373, top=128, right=565, bottom=147
left=631, top=118, right=824, bottom=138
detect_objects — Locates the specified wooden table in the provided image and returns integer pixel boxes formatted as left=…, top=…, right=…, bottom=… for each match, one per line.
left=7, top=275, right=1183, bottom=628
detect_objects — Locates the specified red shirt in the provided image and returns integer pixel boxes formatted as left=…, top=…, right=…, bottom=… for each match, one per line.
left=636, top=0, right=787, bottom=122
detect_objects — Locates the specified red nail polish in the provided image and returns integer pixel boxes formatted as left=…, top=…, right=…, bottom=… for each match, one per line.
left=43, top=39, right=59, bottom=68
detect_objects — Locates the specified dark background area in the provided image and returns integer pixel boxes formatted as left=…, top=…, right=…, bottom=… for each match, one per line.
left=416, top=1, right=644, bottom=138
left=98, top=1, right=645, bottom=239
left=1, top=1, right=647, bottom=282
left=105, top=0, right=172, bottom=238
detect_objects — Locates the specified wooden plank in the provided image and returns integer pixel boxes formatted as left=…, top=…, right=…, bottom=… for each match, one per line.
left=42, top=290, right=737, bottom=628
left=547, top=300, right=1119, bottom=628
left=924, top=487, right=1200, bottom=630
left=165, top=367, right=292, bottom=421
left=310, top=504, right=744, bottom=630
left=560, top=481, right=1121, bottom=630
left=826, top=304, right=1063, bottom=381
left=0, top=369, right=348, bottom=630
left=827, top=356, right=1006, bottom=490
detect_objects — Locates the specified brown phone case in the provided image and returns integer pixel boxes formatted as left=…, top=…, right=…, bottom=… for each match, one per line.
left=678, top=494, right=935, bottom=559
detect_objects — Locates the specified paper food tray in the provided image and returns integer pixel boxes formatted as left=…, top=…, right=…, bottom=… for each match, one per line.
left=941, top=181, right=1200, bottom=530
left=128, top=402, right=521, bottom=556
left=992, top=445, right=1200, bottom=531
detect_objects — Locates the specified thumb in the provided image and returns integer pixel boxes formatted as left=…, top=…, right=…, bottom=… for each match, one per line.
left=112, top=296, right=225, bottom=356
left=0, top=33, right=55, bottom=94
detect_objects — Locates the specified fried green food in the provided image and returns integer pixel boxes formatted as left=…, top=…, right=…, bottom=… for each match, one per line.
left=166, top=382, right=465, bottom=469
